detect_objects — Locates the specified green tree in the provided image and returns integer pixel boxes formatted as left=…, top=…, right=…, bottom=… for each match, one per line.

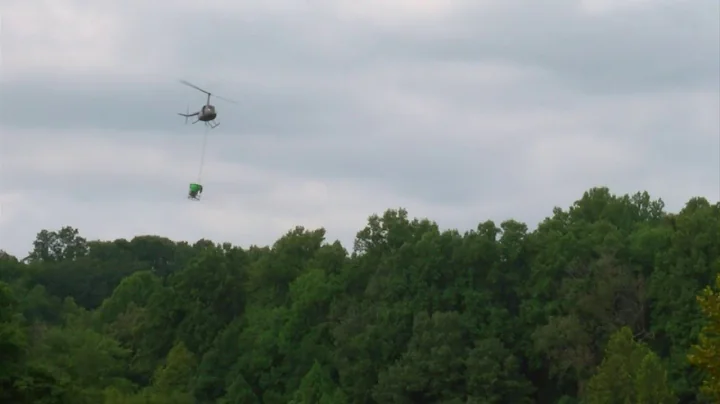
left=23, top=323, right=131, bottom=403
left=372, top=311, right=467, bottom=403
left=0, top=281, right=28, bottom=402
left=688, top=273, right=720, bottom=402
left=648, top=198, right=720, bottom=399
left=583, top=327, right=676, bottom=404
left=152, top=341, right=197, bottom=393
left=218, top=372, right=259, bottom=404
left=290, top=361, right=346, bottom=404
left=465, top=337, right=534, bottom=403
left=2, top=187, right=717, bottom=404
left=27, top=227, right=88, bottom=263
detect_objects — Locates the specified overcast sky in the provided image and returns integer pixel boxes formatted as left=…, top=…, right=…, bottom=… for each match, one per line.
left=0, top=0, right=718, bottom=257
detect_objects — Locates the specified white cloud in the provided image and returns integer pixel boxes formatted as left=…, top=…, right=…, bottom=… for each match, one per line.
left=2, top=0, right=123, bottom=76
left=526, top=132, right=639, bottom=182
left=0, top=126, right=475, bottom=255
left=0, top=0, right=181, bottom=79
left=578, top=0, right=681, bottom=15
left=0, top=192, right=26, bottom=225
left=328, top=0, right=476, bottom=25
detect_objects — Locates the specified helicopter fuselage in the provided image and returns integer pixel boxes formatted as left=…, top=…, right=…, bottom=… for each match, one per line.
left=198, top=105, right=217, bottom=121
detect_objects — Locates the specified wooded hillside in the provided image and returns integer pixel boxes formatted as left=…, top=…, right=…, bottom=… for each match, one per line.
left=1, top=187, right=718, bottom=403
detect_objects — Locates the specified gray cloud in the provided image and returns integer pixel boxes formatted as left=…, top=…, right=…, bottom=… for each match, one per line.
left=447, top=1, right=720, bottom=92
left=0, top=0, right=718, bottom=257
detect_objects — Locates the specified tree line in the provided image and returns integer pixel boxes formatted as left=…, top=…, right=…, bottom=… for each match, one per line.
left=0, top=187, right=718, bottom=403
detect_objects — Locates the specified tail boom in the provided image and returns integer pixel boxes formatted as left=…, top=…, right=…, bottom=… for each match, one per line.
left=178, top=109, right=199, bottom=124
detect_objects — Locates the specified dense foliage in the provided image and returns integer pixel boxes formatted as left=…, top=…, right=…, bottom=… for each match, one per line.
left=1, top=187, right=718, bottom=403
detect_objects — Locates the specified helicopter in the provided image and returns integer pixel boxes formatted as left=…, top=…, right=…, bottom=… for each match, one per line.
left=177, top=80, right=236, bottom=129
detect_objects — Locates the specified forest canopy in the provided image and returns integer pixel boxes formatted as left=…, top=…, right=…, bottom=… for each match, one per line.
left=1, top=187, right=718, bottom=404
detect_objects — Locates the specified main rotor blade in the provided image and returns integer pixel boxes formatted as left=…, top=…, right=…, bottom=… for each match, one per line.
left=179, top=80, right=211, bottom=95
left=213, top=94, right=238, bottom=104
